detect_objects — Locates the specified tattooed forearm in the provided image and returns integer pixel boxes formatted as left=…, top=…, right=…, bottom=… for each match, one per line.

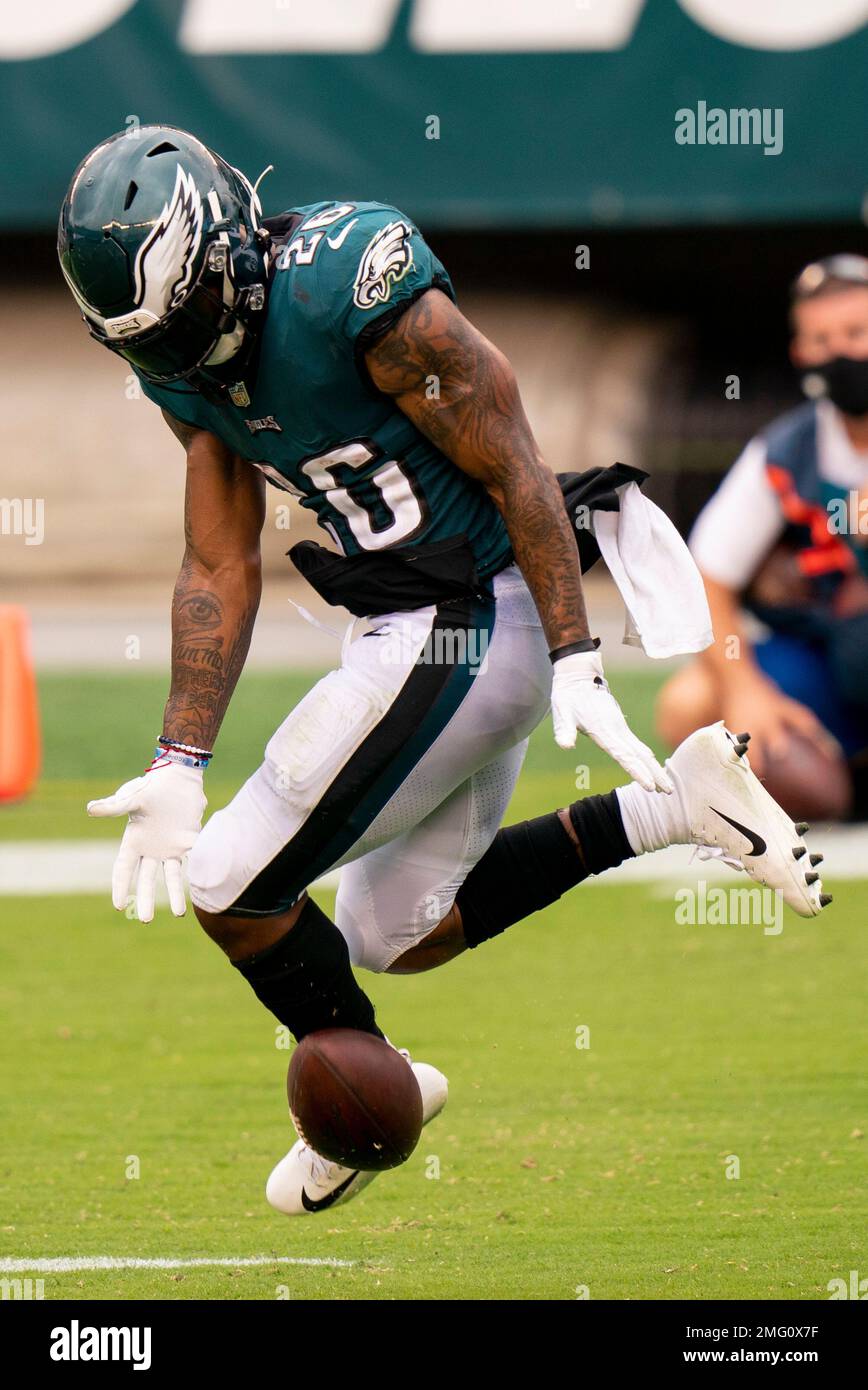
left=366, top=289, right=589, bottom=650
left=160, top=415, right=266, bottom=751
left=163, top=568, right=260, bottom=749
left=496, top=453, right=590, bottom=649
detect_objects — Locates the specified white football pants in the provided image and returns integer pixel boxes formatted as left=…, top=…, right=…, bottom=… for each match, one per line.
left=188, top=565, right=552, bottom=971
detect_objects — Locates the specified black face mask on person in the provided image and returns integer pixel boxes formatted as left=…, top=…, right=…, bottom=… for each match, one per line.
left=801, top=355, right=868, bottom=417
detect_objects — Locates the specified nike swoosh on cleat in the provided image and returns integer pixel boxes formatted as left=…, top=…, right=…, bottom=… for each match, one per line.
left=709, top=807, right=767, bottom=857
left=300, top=1170, right=360, bottom=1213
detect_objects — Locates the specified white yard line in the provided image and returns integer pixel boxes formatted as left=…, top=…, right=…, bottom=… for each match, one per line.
left=2, top=828, right=868, bottom=896
left=0, top=1255, right=354, bottom=1272
left=0, top=843, right=340, bottom=897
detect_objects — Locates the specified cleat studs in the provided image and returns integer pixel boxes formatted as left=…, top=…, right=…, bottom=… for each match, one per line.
left=805, top=872, right=819, bottom=885
left=795, top=822, right=810, bottom=835
left=736, top=732, right=751, bottom=744
left=793, top=846, right=806, bottom=860
left=809, top=853, right=824, bottom=866
left=734, top=742, right=749, bottom=757
left=819, top=893, right=833, bottom=907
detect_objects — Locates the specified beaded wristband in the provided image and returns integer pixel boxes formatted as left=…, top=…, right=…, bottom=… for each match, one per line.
left=152, top=741, right=212, bottom=770
left=158, top=735, right=213, bottom=758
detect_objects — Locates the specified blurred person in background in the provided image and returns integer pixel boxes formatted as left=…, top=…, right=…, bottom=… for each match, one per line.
left=657, top=255, right=868, bottom=821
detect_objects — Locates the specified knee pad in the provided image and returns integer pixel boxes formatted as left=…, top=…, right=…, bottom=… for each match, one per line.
left=334, top=879, right=394, bottom=974
left=187, top=813, right=226, bottom=911
left=187, top=806, right=266, bottom=916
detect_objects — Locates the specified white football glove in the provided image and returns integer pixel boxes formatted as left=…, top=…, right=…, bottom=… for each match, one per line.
left=551, top=649, right=673, bottom=794
left=87, top=761, right=207, bottom=922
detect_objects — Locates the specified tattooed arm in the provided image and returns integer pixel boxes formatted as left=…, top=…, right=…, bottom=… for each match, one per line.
left=161, top=411, right=265, bottom=749
left=364, top=289, right=589, bottom=651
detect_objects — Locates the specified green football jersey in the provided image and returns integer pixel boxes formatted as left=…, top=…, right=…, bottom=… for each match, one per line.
left=139, top=201, right=512, bottom=580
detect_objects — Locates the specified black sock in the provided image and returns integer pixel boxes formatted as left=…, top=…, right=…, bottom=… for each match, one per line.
left=232, top=897, right=384, bottom=1042
left=456, top=790, right=634, bottom=949
left=567, top=788, right=635, bottom=875
left=848, top=753, right=868, bottom=821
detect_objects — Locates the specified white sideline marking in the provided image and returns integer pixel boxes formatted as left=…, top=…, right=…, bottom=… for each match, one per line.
left=0, top=1255, right=354, bottom=1273
left=0, top=842, right=341, bottom=897
left=3, top=828, right=868, bottom=896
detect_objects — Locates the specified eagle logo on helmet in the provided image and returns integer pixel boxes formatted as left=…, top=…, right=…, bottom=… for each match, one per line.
left=352, top=220, right=414, bottom=311
left=104, top=165, right=205, bottom=339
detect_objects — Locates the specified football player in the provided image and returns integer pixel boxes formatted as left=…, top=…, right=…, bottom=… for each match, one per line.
left=59, top=128, right=829, bottom=1216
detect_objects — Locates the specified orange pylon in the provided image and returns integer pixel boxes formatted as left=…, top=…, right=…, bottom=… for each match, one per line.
left=0, top=606, right=40, bottom=802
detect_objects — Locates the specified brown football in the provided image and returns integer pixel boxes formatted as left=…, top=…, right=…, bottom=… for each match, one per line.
left=287, top=1028, right=423, bottom=1171
left=761, top=731, right=852, bottom=823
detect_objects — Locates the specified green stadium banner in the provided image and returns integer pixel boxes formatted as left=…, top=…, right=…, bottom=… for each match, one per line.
left=2, top=0, right=868, bottom=229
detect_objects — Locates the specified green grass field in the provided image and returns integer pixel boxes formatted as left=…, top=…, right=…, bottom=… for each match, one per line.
left=1, top=671, right=864, bottom=1300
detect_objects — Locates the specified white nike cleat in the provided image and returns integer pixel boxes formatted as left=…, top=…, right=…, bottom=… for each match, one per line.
left=667, top=721, right=831, bottom=918
left=265, top=1056, right=448, bottom=1217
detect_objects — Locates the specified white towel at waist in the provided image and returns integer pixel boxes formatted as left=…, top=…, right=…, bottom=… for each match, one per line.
left=592, top=482, right=713, bottom=659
